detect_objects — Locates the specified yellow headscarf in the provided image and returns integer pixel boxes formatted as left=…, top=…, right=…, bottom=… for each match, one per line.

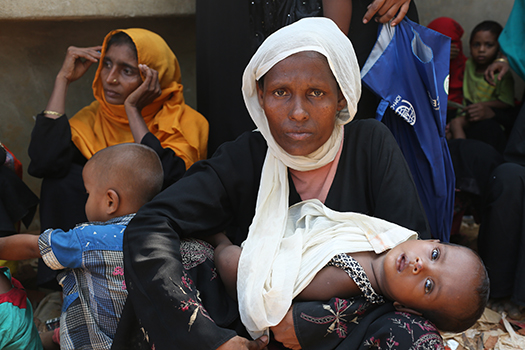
left=69, top=28, right=208, bottom=167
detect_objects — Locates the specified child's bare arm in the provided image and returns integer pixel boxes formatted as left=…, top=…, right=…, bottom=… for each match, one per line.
left=0, top=234, right=41, bottom=260
left=295, top=266, right=361, bottom=301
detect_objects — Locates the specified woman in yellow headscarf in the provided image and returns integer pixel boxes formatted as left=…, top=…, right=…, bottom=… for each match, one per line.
left=28, top=28, right=208, bottom=287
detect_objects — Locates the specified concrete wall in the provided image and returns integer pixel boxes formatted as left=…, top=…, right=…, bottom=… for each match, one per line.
left=0, top=0, right=195, bottom=19
left=0, top=0, right=522, bottom=232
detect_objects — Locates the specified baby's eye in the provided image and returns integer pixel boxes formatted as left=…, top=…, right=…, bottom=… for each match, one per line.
left=424, top=279, right=434, bottom=294
left=431, top=248, right=440, bottom=261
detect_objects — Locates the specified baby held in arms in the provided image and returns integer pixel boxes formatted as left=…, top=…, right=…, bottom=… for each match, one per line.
left=208, top=199, right=489, bottom=337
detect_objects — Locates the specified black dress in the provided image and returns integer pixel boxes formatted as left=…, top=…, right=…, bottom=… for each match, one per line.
left=478, top=104, right=525, bottom=305
left=0, top=164, right=38, bottom=237
left=113, top=119, right=440, bottom=350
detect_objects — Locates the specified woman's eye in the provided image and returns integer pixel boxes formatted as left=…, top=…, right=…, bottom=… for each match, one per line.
left=424, top=279, right=434, bottom=294
left=311, top=90, right=324, bottom=97
left=103, top=60, right=111, bottom=68
left=431, top=248, right=440, bottom=261
left=273, top=90, right=286, bottom=97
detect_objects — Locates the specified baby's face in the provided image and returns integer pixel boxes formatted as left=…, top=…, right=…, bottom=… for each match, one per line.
left=380, top=240, right=478, bottom=317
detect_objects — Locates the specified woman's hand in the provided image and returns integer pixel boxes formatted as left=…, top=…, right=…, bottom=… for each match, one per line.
left=216, top=335, right=268, bottom=350
left=271, top=306, right=301, bottom=350
left=124, top=64, right=162, bottom=112
left=44, top=46, right=102, bottom=118
left=57, top=46, right=102, bottom=84
left=124, top=64, right=162, bottom=143
left=363, top=0, right=411, bottom=27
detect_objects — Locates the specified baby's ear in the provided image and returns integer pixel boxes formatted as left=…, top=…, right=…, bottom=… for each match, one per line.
left=393, top=301, right=422, bottom=316
left=106, top=189, right=120, bottom=215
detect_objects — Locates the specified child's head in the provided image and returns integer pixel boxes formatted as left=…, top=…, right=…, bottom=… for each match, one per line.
left=82, top=143, right=163, bottom=222
left=469, top=21, right=503, bottom=69
left=380, top=240, right=489, bottom=333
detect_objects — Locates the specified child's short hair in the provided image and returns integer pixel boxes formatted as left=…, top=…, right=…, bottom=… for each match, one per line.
left=89, top=143, right=163, bottom=207
left=421, top=245, right=489, bottom=333
left=469, top=20, right=503, bottom=44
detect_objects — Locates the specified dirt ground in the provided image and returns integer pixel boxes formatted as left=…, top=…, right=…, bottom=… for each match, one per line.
left=446, top=219, right=525, bottom=350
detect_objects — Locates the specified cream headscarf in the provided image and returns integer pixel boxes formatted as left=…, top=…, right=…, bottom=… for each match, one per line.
left=237, top=17, right=362, bottom=338
left=69, top=28, right=208, bottom=167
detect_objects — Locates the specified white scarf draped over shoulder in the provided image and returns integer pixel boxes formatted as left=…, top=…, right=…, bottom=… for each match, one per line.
left=239, top=199, right=418, bottom=339
left=238, top=17, right=364, bottom=339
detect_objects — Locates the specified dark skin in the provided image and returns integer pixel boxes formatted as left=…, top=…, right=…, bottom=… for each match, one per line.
left=44, top=40, right=161, bottom=145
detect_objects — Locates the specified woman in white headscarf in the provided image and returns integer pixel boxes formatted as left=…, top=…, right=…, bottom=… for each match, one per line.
left=117, top=17, right=438, bottom=350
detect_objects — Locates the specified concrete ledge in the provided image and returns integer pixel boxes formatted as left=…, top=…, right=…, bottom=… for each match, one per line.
left=0, top=0, right=195, bottom=20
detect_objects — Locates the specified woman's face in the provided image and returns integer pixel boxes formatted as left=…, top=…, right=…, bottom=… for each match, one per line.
left=100, top=43, right=143, bottom=105
left=256, top=51, right=347, bottom=156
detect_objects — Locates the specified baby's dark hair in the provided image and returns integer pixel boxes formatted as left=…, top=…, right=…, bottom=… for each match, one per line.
left=469, top=20, right=503, bottom=44
left=107, top=31, right=138, bottom=60
left=89, top=143, right=163, bottom=208
left=421, top=244, right=489, bottom=333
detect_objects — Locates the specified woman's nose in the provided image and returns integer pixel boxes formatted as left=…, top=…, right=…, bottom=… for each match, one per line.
left=289, top=96, right=309, bottom=121
left=106, top=69, right=118, bottom=84
left=410, top=257, right=423, bottom=274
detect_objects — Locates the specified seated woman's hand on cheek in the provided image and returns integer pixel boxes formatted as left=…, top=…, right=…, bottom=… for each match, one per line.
left=124, top=64, right=162, bottom=112
left=123, top=64, right=163, bottom=144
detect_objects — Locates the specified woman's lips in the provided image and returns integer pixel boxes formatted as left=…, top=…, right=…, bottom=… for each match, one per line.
left=105, top=90, right=120, bottom=98
left=286, top=132, right=312, bottom=141
left=397, top=254, right=407, bottom=273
